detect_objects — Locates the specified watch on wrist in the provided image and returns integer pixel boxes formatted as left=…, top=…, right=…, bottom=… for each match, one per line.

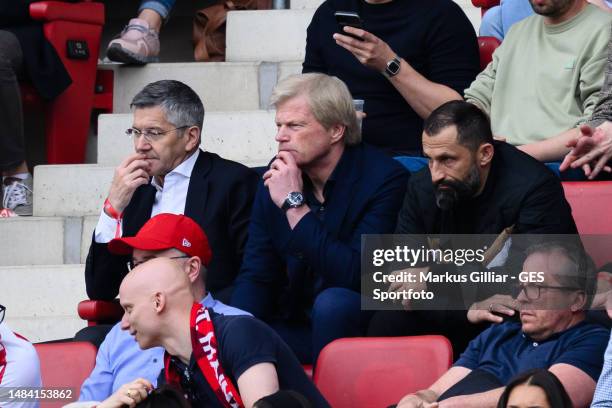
left=281, top=191, right=305, bottom=211
left=384, top=55, right=401, bottom=78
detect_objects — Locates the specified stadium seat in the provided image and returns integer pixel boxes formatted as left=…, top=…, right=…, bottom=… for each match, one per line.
left=472, top=0, right=501, bottom=16
left=562, top=181, right=612, bottom=268
left=313, top=336, right=452, bottom=408
left=22, top=1, right=105, bottom=164
left=34, top=341, right=97, bottom=408
left=478, top=36, right=501, bottom=71
left=78, top=299, right=123, bottom=326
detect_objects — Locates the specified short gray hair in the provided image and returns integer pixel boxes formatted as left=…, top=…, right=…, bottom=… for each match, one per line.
left=524, top=241, right=596, bottom=309
left=131, top=80, right=204, bottom=133
left=270, top=73, right=361, bottom=145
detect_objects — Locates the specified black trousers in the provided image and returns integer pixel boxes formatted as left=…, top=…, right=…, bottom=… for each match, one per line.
left=0, top=30, right=25, bottom=171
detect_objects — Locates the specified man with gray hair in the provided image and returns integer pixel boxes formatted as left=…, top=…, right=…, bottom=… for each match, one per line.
left=85, top=80, right=258, bottom=309
left=231, top=73, right=409, bottom=364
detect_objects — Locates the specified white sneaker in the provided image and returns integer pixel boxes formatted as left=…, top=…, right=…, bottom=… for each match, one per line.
left=2, top=175, right=33, bottom=216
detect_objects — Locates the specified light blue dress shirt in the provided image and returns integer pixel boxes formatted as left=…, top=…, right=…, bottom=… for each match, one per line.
left=592, top=332, right=612, bottom=407
left=78, top=294, right=249, bottom=401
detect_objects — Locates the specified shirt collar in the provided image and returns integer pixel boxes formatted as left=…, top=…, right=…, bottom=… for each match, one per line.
left=151, top=149, right=200, bottom=192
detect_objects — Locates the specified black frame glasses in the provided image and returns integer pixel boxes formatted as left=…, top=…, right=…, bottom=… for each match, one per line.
left=512, top=284, right=581, bottom=301
left=0, top=304, right=5, bottom=325
left=127, top=255, right=190, bottom=272
left=125, top=126, right=190, bottom=143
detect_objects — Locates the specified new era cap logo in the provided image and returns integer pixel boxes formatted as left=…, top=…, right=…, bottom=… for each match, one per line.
left=182, top=238, right=192, bottom=248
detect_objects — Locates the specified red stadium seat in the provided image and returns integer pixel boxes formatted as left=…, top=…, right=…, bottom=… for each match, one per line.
left=313, top=336, right=452, bottom=408
left=78, top=299, right=123, bottom=326
left=472, top=0, right=501, bottom=16
left=478, top=36, right=501, bottom=71
left=562, top=181, right=612, bottom=268
left=23, top=1, right=105, bottom=164
left=34, top=341, right=97, bottom=408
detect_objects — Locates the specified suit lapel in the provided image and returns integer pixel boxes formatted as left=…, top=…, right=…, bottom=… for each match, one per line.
left=185, top=150, right=212, bottom=226
left=124, top=184, right=156, bottom=236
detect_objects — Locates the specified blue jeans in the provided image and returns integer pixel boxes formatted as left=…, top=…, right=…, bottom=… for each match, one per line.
left=139, top=0, right=176, bottom=20
left=271, top=288, right=368, bottom=365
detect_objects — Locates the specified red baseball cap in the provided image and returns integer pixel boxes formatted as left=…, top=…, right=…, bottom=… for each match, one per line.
left=108, top=213, right=212, bottom=266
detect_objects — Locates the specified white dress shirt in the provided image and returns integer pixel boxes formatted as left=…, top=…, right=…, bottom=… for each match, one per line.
left=94, top=150, right=200, bottom=243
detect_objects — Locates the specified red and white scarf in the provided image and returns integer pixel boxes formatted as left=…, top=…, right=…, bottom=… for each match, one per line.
left=164, top=303, right=244, bottom=408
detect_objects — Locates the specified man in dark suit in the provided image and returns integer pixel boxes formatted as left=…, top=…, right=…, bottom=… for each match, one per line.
left=230, top=73, right=409, bottom=364
left=85, top=80, right=258, bottom=306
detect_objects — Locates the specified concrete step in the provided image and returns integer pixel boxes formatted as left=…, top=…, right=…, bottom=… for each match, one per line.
left=226, top=5, right=480, bottom=62
left=103, top=61, right=302, bottom=113
left=1, top=265, right=87, bottom=343
left=97, top=111, right=278, bottom=167
left=33, top=165, right=113, bottom=217
left=0, top=216, right=98, bottom=266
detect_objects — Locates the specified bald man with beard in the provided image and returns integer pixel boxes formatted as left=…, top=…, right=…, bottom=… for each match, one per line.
left=118, top=258, right=329, bottom=408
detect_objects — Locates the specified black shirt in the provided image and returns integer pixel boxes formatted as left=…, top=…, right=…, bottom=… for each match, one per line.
left=303, top=0, right=479, bottom=155
left=160, top=312, right=330, bottom=408
left=396, top=142, right=578, bottom=235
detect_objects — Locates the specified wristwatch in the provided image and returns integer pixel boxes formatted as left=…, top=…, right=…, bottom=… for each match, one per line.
left=384, top=55, right=401, bottom=78
left=282, top=191, right=305, bottom=211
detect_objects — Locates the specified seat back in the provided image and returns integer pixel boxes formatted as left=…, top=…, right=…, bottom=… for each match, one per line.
left=562, top=181, right=612, bottom=267
left=478, top=36, right=501, bottom=71
left=35, top=341, right=97, bottom=408
left=314, top=336, right=452, bottom=408
left=472, top=0, right=501, bottom=15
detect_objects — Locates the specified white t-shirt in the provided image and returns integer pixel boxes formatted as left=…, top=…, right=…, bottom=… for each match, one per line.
left=0, top=322, right=42, bottom=408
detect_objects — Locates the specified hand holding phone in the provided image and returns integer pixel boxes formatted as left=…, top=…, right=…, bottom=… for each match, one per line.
left=334, top=11, right=364, bottom=41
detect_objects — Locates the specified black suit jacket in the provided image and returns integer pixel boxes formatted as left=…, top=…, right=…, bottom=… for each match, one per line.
left=85, top=150, right=259, bottom=301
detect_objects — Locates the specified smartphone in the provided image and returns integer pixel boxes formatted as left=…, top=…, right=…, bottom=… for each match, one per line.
left=334, top=11, right=364, bottom=40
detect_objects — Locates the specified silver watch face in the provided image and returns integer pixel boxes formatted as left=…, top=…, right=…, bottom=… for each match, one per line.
left=387, top=59, right=401, bottom=75
left=287, top=192, right=304, bottom=206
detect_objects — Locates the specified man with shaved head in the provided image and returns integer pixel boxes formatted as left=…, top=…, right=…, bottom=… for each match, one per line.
left=79, top=213, right=249, bottom=402
left=118, top=257, right=329, bottom=408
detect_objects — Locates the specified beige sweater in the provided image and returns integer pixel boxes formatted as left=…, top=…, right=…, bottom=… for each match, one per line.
left=465, top=4, right=612, bottom=146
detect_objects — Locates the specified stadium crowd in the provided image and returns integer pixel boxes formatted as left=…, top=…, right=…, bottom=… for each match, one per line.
left=2, top=0, right=612, bottom=407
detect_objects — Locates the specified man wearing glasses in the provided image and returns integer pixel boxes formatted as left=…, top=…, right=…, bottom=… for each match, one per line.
left=79, top=213, right=250, bottom=403
left=394, top=242, right=610, bottom=408
left=85, top=80, right=258, bottom=308
left=0, top=304, right=42, bottom=407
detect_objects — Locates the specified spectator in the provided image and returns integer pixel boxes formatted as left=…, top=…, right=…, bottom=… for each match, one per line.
left=105, top=1, right=172, bottom=64
left=79, top=214, right=250, bottom=402
left=479, top=0, right=534, bottom=41
left=591, top=269, right=612, bottom=407
left=496, top=369, right=573, bottom=408
left=85, top=80, right=258, bottom=305
left=303, top=0, right=480, bottom=155
left=254, top=391, right=312, bottom=408
left=118, top=257, right=330, bottom=407
left=230, top=73, right=408, bottom=364
left=0, top=304, right=42, bottom=408
left=0, top=3, right=72, bottom=216
left=71, top=382, right=190, bottom=408
left=561, top=27, right=612, bottom=179
left=481, top=0, right=612, bottom=41
left=464, top=0, right=612, bottom=162
left=368, top=101, right=577, bottom=351
left=395, top=242, right=609, bottom=408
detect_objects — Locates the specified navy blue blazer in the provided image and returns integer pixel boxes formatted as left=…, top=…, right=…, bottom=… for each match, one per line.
left=231, top=144, right=409, bottom=319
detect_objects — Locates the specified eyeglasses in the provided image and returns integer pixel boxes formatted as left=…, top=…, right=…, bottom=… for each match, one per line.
left=127, top=255, right=190, bottom=272
left=0, top=304, right=5, bottom=325
left=512, top=284, right=581, bottom=301
left=125, top=126, right=189, bottom=143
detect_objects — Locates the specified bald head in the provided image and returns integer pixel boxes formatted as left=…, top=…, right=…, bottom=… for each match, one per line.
left=119, top=258, right=196, bottom=350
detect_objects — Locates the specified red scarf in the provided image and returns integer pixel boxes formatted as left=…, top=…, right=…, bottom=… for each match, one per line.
left=164, top=303, right=244, bottom=408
